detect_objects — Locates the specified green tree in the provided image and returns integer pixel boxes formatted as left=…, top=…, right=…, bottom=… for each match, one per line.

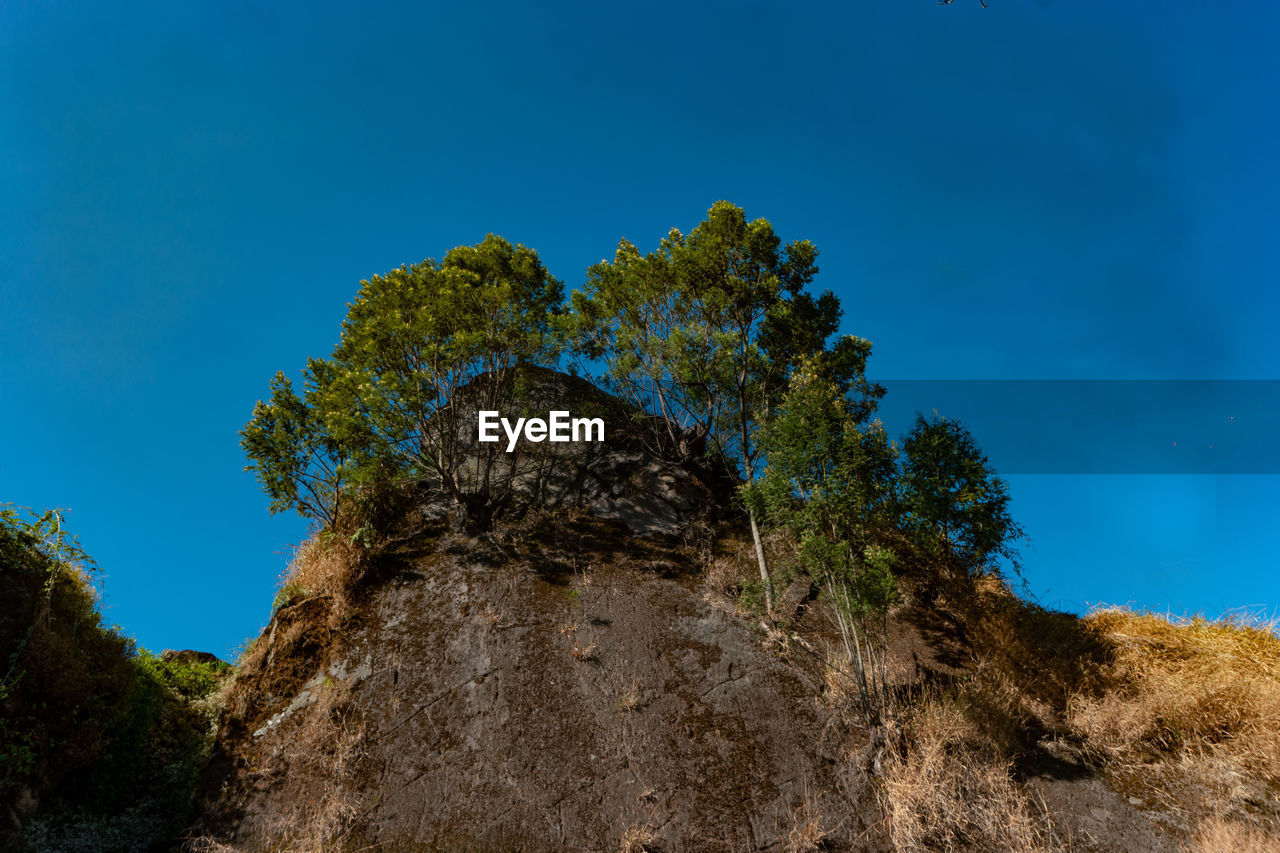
left=240, top=359, right=351, bottom=529
left=242, top=234, right=563, bottom=531
left=746, top=359, right=899, bottom=727
left=571, top=201, right=874, bottom=612
left=328, top=234, right=564, bottom=527
left=899, top=413, right=1022, bottom=577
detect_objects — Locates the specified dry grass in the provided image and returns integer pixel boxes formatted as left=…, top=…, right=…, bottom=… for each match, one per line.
left=700, top=527, right=765, bottom=606
left=262, top=683, right=373, bottom=853
left=277, top=534, right=365, bottom=619
left=1069, top=608, right=1280, bottom=781
left=571, top=641, right=600, bottom=662
left=820, top=646, right=858, bottom=713
left=618, top=821, right=656, bottom=853
left=201, top=533, right=378, bottom=852
left=192, top=678, right=373, bottom=853
left=785, top=785, right=831, bottom=852
left=1189, top=816, right=1279, bottom=853
left=962, top=576, right=1113, bottom=712
left=703, top=554, right=747, bottom=598
left=616, top=674, right=643, bottom=712
left=1055, top=608, right=1280, bottom=841
left=480, top=600, right=506, bottom=628
left=882, top=685, right=1062, bottom=853
left=184, top=837, right=240, bottom=852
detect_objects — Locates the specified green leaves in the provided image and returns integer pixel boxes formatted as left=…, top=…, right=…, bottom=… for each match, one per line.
left=242, top=233, right=565, bottom=530
left=748, top=358, right=900, bottom=620
left=900, top=414, right=1022, bottom=576
left=569, top=201, right=851, bottom=476
left=240, top=365, right=348, bottom=527
left=237, top=205, right=1023, bottom=575
left=331, top=235, right=563, bottom=492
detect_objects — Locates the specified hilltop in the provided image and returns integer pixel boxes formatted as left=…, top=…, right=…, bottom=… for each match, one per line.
left=183, top=370, right=1279, bottom=852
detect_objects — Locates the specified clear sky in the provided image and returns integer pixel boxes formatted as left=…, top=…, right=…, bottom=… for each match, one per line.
left=3, top=1, right=1277, bottom=658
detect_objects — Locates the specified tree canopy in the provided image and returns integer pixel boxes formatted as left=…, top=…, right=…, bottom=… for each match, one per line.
left=241, top=234, right=564, bottom=529
left=240, top=204, right=1022, bottom=615
left=899, top=413, right=1022, bottom=577
left=570, top=201, right=880, bottom=610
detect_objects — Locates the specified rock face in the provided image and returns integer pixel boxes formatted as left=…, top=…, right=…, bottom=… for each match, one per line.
left=199, top=372, right=882, bottom=850
left=160, top=649, right=226, bottom=667
left=419, top=366, right=735, bottom=537
left=205, top=517, right=879, bottom=851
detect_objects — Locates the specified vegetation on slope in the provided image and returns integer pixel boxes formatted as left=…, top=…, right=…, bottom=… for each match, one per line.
left=879, top=576, right=1280, bottom=851
left=0, top=505, right=229, bottom=852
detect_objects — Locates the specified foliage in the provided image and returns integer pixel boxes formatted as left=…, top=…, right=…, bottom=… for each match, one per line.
left=240, top=360, right=353, bottom=529
left=747, top=360, right=899, bottom=610
left=138, top=651, right=229, bottom=704
left=273, top=581, right=310, bottom=612
left=1, top=505, right=129, bottom=806
left=751, top=362, right=897, bottom=549
left=571, top=200, right=875, bottom=473
left=899, top=413, right=1022, bottom=577
left=571, top=201, right=879, bottom=611
left=242, top=234, right=565, bottom=531
left=0, top=505, right=225, bottom=851
left=746, top=361, right=901, bottom=726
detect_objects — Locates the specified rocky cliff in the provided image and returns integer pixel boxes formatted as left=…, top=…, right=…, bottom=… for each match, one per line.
left=191, top=371, right=1272, bottom=853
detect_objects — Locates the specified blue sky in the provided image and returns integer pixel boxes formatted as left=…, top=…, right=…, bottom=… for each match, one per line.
left=3, top=1, right=1277, bottom=658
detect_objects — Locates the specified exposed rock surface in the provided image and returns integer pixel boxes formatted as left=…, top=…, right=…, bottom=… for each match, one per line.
left=418, top=366, right=735, bottom=537
left=197, top=370, right=1204, bottom=852
left=204, top=515, right=882, bottom=851
left=160, top=649, right=227, bottom=667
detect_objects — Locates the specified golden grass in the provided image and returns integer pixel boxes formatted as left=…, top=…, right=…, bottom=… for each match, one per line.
left=881, top=692, right=1062, bottom=853
left=1190, top=816, right=1279, bottom=853
left=277, top=534, right=365, bottom=617
left=616, top=674, right=643, bottom=712
left=784, top=785, right=831, bottom=853
left=1070, top=608, right=1280, bottom=782
left=261, top=682, right=372, bottom=853
left=571, top=641, right=600, bottom=662
left=618, top=821, right=656, bottom=853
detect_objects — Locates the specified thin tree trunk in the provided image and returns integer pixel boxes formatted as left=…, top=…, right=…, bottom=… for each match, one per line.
left=738, top=367, right=774, bottom=617
left=748, top=506, right=774, bottom=615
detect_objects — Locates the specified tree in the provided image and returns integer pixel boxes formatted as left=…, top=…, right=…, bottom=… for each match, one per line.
left=571, top=201, right=873, bottom=613
left=899, top=413, right=1022, bottom=577
left=240, top=360, right=351, bottom=529
left=747, top=358, right=899, bottom=724
left=326, top=234, right=564, bottom=527
left=241, top=234, right=564, bottom=531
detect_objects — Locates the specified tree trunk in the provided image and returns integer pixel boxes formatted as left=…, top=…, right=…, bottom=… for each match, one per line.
left=748, top=506, right=774, bottom=615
